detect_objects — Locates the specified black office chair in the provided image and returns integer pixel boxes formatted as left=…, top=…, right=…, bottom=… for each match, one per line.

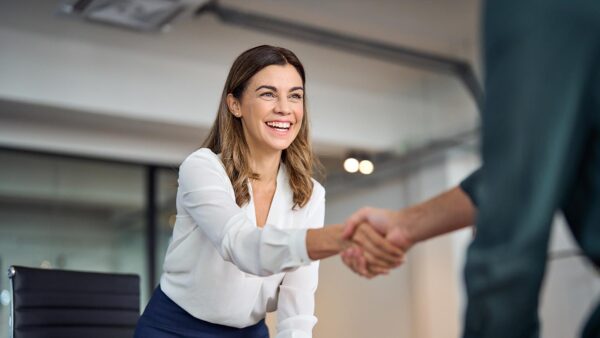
left=8, top=265, right=140, bottom=338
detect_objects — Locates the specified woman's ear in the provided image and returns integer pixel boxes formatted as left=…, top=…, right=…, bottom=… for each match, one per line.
left=227, top=93, right=241, bottom=118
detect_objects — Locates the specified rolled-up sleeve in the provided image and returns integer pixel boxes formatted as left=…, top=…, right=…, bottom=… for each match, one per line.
left=275, top=187, right=324, bottom=338
left=178, top=149, right=310, bottom=276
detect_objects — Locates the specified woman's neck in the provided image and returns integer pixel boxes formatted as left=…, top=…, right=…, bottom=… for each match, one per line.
left=249, top=148, right=281, bottom=185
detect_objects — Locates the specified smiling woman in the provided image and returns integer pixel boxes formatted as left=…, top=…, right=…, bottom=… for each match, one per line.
left=207, top=46, right=313, bottom=210
left=230, top=67, right=304, bottom=154
left=133, top=45, right=404, bottom=338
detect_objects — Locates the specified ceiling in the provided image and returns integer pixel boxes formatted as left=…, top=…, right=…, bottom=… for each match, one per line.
left=0, top=0, right=481, bottom=171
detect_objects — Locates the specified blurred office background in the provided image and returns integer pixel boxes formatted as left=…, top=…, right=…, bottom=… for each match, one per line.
left=0, top=1, right=598, bottom=337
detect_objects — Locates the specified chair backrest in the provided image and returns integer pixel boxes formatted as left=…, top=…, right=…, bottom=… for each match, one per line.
left=8, top=265, right=140, bottom=338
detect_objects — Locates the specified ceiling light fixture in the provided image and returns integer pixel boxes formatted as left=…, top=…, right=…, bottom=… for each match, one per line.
left=343, top=152, right=376, bottom=175
left=58, top=0, right=191, bottom=32
left=343, top=158, right=359, bottom=173
left=358, top=160, right=374, bottom=175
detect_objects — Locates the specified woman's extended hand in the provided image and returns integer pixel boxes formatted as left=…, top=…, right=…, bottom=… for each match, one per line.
left=305, top=223, right=404, bottom=272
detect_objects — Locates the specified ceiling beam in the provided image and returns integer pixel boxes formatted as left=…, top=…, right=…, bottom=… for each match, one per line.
left=195, top=0, right=484, bottom=111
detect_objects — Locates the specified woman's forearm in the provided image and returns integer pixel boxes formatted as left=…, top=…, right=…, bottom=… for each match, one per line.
left=306, top=223, right=405, bottom=267
left=305, top=224, right=348, bottom=260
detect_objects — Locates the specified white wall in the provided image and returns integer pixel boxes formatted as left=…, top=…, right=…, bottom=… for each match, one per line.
left=317, top=176, right=418, bottom=338
left=541, top=215, right=600, bottom=338
left=315, top=153, right=462, bottom=338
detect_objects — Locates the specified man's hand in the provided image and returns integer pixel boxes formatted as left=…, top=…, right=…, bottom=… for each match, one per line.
left=305, top=223, right=404, bottom=269
left=341, top=207, right=414, bottom=278
left=343, top=207, right=414, bottom=250
left=347, top=223, right=405, bottom=277
left=340, top=187, right=476, bottom=278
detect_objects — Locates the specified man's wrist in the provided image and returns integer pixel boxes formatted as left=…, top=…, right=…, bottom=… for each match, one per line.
left=397, top=207, right=421, bottom=248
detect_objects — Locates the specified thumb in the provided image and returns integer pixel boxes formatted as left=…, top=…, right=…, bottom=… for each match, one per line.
left=342, top=208, right=371, bottom=239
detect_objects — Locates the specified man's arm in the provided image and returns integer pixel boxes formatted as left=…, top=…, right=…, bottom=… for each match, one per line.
left=341, top=185, right=477, bottom=277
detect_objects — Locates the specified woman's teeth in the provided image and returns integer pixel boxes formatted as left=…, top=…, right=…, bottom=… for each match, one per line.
left=266, top=121, right=291, bottom=130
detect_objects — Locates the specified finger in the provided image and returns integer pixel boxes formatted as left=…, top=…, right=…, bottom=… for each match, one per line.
left=349, top=252, right=363, bottom=277
left=351, top=247, right=377, bottom=278
left=360, top=224, right=405, bottom=258
left=361, top=248, right=397, bottom=270
left=353, top=230, right=393, bottom=268
left=353, top=226, right=404, bottom=267
left=355, top=253, right=376, bottom=279
left=342, top=247, right=359, bottom=263
left=367, top=263, right=390, bottom=276
left=341, top=251, right=353, bottom=269
left=342, top=248, right=364, bottom=277
left=342, top=207, right=372, bottom=239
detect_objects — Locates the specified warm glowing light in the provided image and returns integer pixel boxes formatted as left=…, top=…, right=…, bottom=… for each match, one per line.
left=359, top=160, right=374, bottom=175
left=343, top=158, right=359, bottom=173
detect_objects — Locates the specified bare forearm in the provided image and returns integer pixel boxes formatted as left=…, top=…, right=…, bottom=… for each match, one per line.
left=306, top=224, right=349, bottom=260
left=404, top=186, right=476, bottom=244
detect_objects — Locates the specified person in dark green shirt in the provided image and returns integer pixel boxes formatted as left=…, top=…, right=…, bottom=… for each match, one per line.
left=342, top=0, right=600, bottom=337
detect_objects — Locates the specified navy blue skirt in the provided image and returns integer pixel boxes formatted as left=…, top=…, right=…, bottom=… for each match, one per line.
left=134, top=286, right=269, bottom=338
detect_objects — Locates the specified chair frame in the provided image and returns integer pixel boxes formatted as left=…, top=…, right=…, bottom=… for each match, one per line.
left=8, top=265, right=16, bottom=338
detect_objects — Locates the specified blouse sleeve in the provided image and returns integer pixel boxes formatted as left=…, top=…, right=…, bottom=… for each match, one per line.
left=275, top=185, right=325, bottom=338
left=178, top=149, right=312, bottom=276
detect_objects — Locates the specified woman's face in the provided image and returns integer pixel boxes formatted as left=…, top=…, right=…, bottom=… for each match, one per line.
left=228, top=64, right=304, bottom=156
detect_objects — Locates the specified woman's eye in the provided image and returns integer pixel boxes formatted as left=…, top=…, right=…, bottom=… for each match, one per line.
left=290, top=93, right=303, bottom=100
left=261, top=92, right=275, bottom=98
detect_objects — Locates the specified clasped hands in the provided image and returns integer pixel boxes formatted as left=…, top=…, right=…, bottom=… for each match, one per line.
left=339, top=207, right=414, bottom=279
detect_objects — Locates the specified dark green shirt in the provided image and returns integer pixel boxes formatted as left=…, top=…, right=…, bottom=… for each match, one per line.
left=458, top=1, right=600, bottom=337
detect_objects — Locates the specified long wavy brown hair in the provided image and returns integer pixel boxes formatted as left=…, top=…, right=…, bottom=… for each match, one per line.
left=202, top=45, right=320, bottom=209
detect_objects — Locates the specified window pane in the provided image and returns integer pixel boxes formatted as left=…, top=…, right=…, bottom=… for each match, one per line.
left=155, top=167, right=178, bottom=285
left=0, top=150, right=148, bottom=338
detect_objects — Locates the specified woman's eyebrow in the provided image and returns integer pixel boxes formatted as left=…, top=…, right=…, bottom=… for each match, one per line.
left=255, top=85, right=304, bottom=92
left=255, top=85, right=276, bottom=92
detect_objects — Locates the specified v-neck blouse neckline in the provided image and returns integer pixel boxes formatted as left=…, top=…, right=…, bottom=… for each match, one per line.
left=246, top=164, right=286, bottom=228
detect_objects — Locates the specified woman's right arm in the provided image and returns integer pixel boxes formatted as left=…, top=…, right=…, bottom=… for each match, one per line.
left=179, top=149, right=402, bottom=276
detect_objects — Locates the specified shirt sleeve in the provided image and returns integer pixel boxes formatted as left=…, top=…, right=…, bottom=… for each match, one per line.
left=275, top=185, right=324, bottom=338
left=178, top=149, right=311, bottom=277
left=459, top=168, right=482, bottom=207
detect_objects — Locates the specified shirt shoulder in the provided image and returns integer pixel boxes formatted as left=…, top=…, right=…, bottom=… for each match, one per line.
left=180, top=148, right=228, bottom=175
left=181, top=148, right=222, bottom=168
left=178, top=148, right=230, bottom=188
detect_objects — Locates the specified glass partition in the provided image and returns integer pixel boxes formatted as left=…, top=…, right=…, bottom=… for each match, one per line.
left=0, top=149, right=148, bottom=338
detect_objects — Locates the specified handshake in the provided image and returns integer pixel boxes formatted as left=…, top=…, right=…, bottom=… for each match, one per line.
left=305, top=206, right=417, bottom=279
left=306, top=187, right=476, bottom=278
left=339, top=207, right=414, bottom=278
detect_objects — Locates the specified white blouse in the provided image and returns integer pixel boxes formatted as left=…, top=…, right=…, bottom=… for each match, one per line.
left=160, top=148, right=324, bottom=338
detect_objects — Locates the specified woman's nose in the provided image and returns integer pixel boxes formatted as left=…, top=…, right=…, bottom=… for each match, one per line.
left=274, top=98, right=292, bottom=115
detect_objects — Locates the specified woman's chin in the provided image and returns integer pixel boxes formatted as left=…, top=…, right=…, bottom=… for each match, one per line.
left=264, top=137, right=295, bottom=152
